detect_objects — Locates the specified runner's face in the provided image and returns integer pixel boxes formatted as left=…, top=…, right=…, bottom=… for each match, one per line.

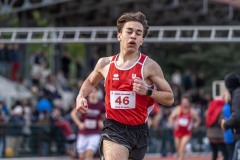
left=118, top=21, right=144, bottom=53
left=181, top=98, right=190, bottom=108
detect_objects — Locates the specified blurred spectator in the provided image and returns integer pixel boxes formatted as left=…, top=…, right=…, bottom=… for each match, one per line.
left=36, top=110, right=51, bottom=156
left=97, top=81, right=105, bottom=102
left=10, top=44, right=20, bottom=81
left=30, top=49, right=48, bottom=86
left=0, top=103, right=7, bottom=158
left=0, top=101, right=10, bottom=120
left=158, top=106, right=176, bottom=156
left=76, top=57, right=83, bottom=79
left=17, top=75, right=32, bottom=90
left=21, top=99, right=32, bottom=152
left=90, top=52, right=99, bottom=70
left=30, top=65, right=43, bottom=87
left=182, top=69, right=192, bottom=91
left=41, top=74, right=62, bottom=102
left=222, top=93, right=234, bottom=160
left=195, top=72, right=206, bottom=89
left=171, top=83, right=182, bottom=106
left=61, top=51, right=72, bottom=78
left=205, top=98, right=228, bottom=160
left=7, top=105, right=24, bottom=157
left=0, top=44, right=6, bottom=76
left=51, top=107, right=76, bottom=157
left=171, top=69, right=182, bottom=86
left=56, top=71, right=69, bottom=91
left=31, top=49, right=48, bottom=67
left=221, top=72, right=240, bottom=160
left=5, top=44, right=14, bottom=78
left=36, top=95, right=53, bottom=113
left=30, top=49, right=43, bottom=86
left=72, top=79, right=84, bottom=99
left=148, top=102, right=162, bottom=153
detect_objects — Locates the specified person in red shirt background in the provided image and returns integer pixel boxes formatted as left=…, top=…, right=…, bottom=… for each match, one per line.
left=168, top=96, right=200, bottom=160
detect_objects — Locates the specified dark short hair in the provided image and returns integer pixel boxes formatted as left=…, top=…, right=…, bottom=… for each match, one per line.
left=224, top=72, right=240, bottom=93
left=116, top=12, right=149, bottom=38
left=181, top=94, right=191, bottom=102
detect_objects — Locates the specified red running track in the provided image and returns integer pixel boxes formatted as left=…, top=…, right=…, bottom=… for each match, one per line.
left=6, top=155, right=222, bottom=160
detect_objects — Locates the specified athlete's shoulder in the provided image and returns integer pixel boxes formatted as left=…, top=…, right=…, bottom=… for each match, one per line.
left=143, top=56, right=163, bottom=76
left=174, top=105, right=182, bottom=113
left=143, top=56, right=159, bottom=67
left=97, top=56, right=112, bottom=68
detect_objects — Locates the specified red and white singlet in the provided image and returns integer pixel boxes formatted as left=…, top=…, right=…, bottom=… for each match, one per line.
left=105, top=53, right=154, bottom=125
left=174, top=107, right=192, bottom=138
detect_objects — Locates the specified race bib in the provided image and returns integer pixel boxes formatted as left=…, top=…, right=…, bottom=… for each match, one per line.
left=110, top=91, right=136, bottom=109
left=84, top=119, right=97, bottom=129
left=178, top=118, right=189, bottom=126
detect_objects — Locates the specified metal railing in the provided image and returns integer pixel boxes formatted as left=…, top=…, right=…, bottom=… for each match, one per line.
left=1, top=26, right=240, bottom=43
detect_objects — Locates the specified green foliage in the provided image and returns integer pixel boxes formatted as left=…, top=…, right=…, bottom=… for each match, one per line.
left=0, top=13, right=19, bottom=27
left=28, top=44, right=50, bottom=54
left=153, top=43, right=240, bottom=89
left=65, top=43, right=86, bottom=79
left=65, top=43, right=86, bottom=62
left=9, top=16, right=19, bottom=27
left=32, top=11, right=49, bottom=27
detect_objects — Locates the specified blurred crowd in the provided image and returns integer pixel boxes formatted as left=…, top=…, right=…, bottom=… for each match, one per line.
left=0, top=43, right=215, bottom=158
left=0, top=43, right=20, bottom=81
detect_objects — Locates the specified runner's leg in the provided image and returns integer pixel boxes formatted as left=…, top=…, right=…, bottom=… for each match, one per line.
left=102, top=140, right=129, bottom=160
left=178, top=135, right=191, bottom=160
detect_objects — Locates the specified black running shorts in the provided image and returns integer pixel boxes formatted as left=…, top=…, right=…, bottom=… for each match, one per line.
left=99, top=119, right=149, bottom=160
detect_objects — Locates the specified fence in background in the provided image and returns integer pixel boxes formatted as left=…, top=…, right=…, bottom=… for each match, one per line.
left=0, top=123, right=208, bottom=158
left=1, top=26, right=240, bottom=44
